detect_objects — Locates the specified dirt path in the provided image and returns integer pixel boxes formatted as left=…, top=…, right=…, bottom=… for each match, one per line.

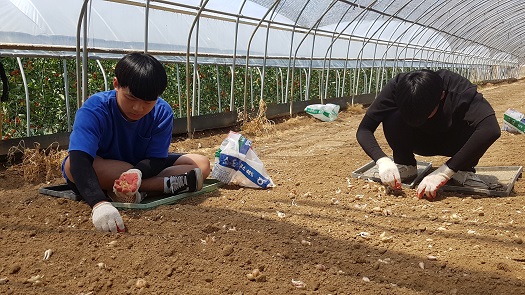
left=0, top=79, right=524, bottom=294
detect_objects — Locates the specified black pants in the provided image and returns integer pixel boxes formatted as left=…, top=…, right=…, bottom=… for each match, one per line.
left=382, top=110, right=479, bottom=171
left=66, top=153, right=183, bottom=195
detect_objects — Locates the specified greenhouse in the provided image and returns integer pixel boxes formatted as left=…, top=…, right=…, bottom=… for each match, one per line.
left=1, top=0, right=524, bottom=148
left=1, top=1, right=525, bottom=294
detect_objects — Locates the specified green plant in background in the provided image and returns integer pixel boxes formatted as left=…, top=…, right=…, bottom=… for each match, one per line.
left=0, top=56, right=376, bottom=140
left=162, top=63, right=185, bottom=118
left=2, top=57, right=75, bottom=139
left=0, top=57, right=118, bottom=139
left=197, top=64, right=228, bottom=114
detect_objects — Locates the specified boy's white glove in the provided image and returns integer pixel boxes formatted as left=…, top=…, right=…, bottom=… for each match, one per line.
left=92, top=201, right=125, bottom=233
left=417, top=164, right=455, bottom=199
left=376, top=157, right=401, bottom=189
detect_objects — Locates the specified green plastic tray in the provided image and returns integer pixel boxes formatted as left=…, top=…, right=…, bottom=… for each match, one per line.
left=112, top=179, right=223, bottom=209
left=39, top=179, right=223, bottom=209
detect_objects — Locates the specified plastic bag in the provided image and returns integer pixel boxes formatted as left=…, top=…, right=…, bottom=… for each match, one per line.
left=211, top=131, right=275, bottom=188
left=502, top=108, right=525, bottom=134
left=304, top=103, right=340, bottom=122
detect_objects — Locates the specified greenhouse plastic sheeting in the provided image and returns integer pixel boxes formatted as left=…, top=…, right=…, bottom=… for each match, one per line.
left=1, top=0, right=523, bottom=67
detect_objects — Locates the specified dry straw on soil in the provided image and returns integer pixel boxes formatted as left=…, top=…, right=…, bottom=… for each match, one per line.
left=6, top=141, right=67, bottom=183
left=241, top=98, right=274, bottom=136
left=345, top=103, right=366, bottom=115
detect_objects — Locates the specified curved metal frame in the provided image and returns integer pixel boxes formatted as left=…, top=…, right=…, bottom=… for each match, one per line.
left=289, top=0, right=338, bottom=113
left=242, top=0, right=282, bottom=121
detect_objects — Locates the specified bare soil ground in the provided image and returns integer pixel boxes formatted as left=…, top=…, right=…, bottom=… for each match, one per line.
left=0, top=79, right=525, bottom=295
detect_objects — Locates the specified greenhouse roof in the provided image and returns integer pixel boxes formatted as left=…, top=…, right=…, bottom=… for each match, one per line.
left=0, top=0, right=524, bottom=68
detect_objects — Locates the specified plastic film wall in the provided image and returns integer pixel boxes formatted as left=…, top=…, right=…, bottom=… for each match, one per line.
left=0, top=0, right=524, bottom=141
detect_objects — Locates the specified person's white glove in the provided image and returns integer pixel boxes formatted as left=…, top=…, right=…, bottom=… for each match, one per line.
left=417, top=164, right=455, bottom=199
left=376, top=157, right=401, bottom=189
left=92, top=201, right=125, bottom=233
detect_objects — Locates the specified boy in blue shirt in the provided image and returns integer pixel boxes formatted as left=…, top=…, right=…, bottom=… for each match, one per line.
left=62, top=53, right=210, bottom=233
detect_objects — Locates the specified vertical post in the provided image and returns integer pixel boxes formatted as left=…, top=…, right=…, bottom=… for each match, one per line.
left=16, top=57, right=31, bottom=137
left=216, top=65, right=221, bottom=112
left=185, top=0, right=210, bottom=138
left=76, top=0, right=90, bottom=109
left=144, top=0, right=150, bottom=53
left=63, top=60, right=72, bottom=132
left=82, top=7, right=88, bottom=105
left=0, top=60, right=5, bottom=140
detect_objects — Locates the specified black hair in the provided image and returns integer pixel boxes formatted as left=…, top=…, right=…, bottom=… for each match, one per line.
left=395, top=69, right=443, bottom=127
left=114, top=52, right=167, bottom=101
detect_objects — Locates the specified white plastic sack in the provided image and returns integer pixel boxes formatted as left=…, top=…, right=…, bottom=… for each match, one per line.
left=304, top=103, right=340, bottom=122
left=502, top=108, right=525, bottom=134
left=211, top=131, right=275, bottom=189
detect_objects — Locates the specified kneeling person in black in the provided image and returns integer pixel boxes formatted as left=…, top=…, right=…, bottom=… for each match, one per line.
left=356, top=69, right=501, bottom=199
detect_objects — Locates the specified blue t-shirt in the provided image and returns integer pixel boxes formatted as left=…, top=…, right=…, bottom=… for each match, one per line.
left=69, top=90, right=174, bottom=165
